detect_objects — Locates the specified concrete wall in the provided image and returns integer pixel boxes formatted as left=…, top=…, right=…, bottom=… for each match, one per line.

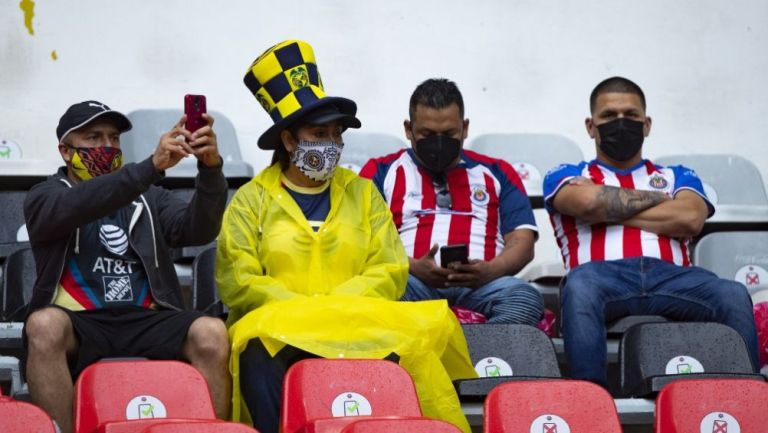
left=2, top=0, right=767, bottom=180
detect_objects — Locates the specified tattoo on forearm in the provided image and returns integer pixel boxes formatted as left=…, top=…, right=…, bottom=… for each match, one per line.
left=597, top=186, right=667, bottom=221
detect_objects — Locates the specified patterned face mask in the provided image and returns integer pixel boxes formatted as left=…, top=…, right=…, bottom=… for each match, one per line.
left=291, top=139, right=343, bottom=181
left=69, top=146, right=123, bottom=180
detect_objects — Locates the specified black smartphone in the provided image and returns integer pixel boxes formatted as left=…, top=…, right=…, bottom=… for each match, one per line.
left=440, top=244, right=469, bottom=268
left=184, top=94, right=207, bottom=134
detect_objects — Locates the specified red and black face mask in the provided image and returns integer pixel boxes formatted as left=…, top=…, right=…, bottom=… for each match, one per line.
left=68, top=146, right=123, bottom=180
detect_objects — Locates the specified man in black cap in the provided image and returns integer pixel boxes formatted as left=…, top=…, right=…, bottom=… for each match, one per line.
left=23, top=100, right=231, bottom=433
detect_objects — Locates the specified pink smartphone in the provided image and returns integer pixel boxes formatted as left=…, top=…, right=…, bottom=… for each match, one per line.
left=184, top=94, right=207, bottom=134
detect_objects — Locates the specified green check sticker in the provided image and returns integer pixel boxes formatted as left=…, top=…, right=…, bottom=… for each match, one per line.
left=346, top=402, right=359, bottom=413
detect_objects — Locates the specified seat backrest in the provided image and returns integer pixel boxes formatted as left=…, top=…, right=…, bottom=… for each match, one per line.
left=1, top=247, right=36, bottom=321
left=483, top=380, right=622, bottom=433
left=74, top=360, right=216, bottom=433
left=0, top=191, right=28, bottom=248
left=0, top=396, right=57, bottom=433
left=121, top=109, right=253, bottom=179
left=167, top=189, right=237, bottom=263
left=606, top=315, right=668, bottom=338
left=693, top=231, right=768, bottom=295
left=340, top=418, right=462, bottom=433
left=467, top=133, right=584, bottom=198
left=619, top=322, right=756, bottom=397
left=654, top=154, right=768, bottom=206
left=462, top=324, right=560, bottom=378
left=338, top=131, right=406, bottom=173
left=655, top=378, right=768, bottom=433
left=281, top=359, right=422, bottom=433
left=191, top=247, right=226, bottom=318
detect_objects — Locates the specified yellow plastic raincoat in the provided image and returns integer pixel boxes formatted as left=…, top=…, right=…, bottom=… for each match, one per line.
left=216, top=164, right=476, bottom=432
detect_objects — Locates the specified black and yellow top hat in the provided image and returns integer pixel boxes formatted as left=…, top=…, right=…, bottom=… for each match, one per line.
left=244, top=40, right=361, bottom=150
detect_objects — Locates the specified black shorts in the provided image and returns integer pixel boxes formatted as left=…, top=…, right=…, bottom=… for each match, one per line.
left=38, top=306, right=204, bottom=377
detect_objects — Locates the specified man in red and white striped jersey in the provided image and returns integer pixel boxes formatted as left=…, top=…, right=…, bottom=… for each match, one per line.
left=543, top=76, right=758, bottom=386
left=361, top=78, right=543, bottom=325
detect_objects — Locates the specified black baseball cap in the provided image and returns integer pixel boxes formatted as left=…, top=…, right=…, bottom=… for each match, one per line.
left=56, top=100, right=132, bottom=142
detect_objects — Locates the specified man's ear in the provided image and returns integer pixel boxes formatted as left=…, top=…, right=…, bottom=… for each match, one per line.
left=58, top=142, right=72, bottom=163
left=585, top=117, right=596, bottom=139
left=644, top=116, right=653, bottom=137
left=462, top=118, right=469, bottom=140
left=280, top=130, right=297, bottom=153
left=403, top=120, right=414, bottom=142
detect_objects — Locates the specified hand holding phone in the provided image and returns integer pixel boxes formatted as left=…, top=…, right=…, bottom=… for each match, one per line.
left=184, top=94, right=207, bottom=135
left=440, top=244, right=469, bottom=268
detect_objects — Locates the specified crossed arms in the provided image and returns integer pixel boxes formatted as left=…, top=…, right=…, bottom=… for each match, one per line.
left=551, top=176, right=709, bottom=238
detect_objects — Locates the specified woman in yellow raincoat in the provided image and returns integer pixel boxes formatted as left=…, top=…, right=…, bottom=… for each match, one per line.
left=216, top=40, right=476, bottom=433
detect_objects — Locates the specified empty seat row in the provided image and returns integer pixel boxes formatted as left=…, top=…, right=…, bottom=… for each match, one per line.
left=33, top=357, right=768, bottom=433
left=484, top=377, right=768, bottom=433
left=460, top=321, right=763, bottom=400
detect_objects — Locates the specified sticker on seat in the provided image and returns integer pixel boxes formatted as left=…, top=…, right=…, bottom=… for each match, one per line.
left=331, top=392, right=372, bottom=417
left=735, top=265, right=767, bottom=290
left=700, top=411, right=740, bottom=433
left=529, top=414, right=570, bottom=433
left=665, top=355, right=705, bottom=374
left=125, top=395, right=167, bottom=419
left=474, top=357, right=513, bottom=377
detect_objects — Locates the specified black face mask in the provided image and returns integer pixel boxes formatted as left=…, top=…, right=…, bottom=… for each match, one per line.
left=597, top=118, right=645, bottom=162
left=413, top=134, right=461, bottom=173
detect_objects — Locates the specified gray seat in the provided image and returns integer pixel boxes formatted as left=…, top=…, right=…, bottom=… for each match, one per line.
left=654, top=154, right=768, bottom=224
left=0, top=355, right=25, bottom=397
left=0, top=191, right=29, bottom=259
left=455, top=324, right=561, bottom=401
left=167, top=188, right=237, bottom=263
left=191, top=247, right=227, bottom=319
left=121, top=109, right=253, bottom=180
left=338, top=131, right=406, bottom=173
left=469, top=134, right=582, bottom=295
left=693, top=231, right=768, bottom=296
left=1, top=247, right=35, bottom=323
left=467, top=133, right=584, bottom=201
left=606, top=315, right=668, bottom=338
left=619, top=322, right=763, bottom=398
left=0, top=247, right=34, bottom=387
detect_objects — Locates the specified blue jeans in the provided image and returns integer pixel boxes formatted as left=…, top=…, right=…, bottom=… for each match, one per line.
left=402, top=274, right=544, bottom=325
left=561, top=257, right=759, bottom=386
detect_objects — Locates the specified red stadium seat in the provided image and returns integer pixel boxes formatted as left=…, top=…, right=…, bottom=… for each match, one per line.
left=0, top=395, right=57, bottom=433
left=281, top=359, right=424, bottom=433
left=140, top=420, right=258, bottom=432
left=655, top=378, right=768, bottom=433
left=484, top=380, right=622, bottom=433
left=340, top=418, right=462, bottom=433
left=74, top=360, right=217, bottom=433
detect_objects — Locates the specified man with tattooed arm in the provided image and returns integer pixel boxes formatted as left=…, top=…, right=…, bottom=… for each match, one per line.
left=542, top=77, right=758, bottom=386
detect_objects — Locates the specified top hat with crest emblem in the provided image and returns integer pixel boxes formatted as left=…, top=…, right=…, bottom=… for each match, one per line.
left=244, top=40, right=361, bottom=150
